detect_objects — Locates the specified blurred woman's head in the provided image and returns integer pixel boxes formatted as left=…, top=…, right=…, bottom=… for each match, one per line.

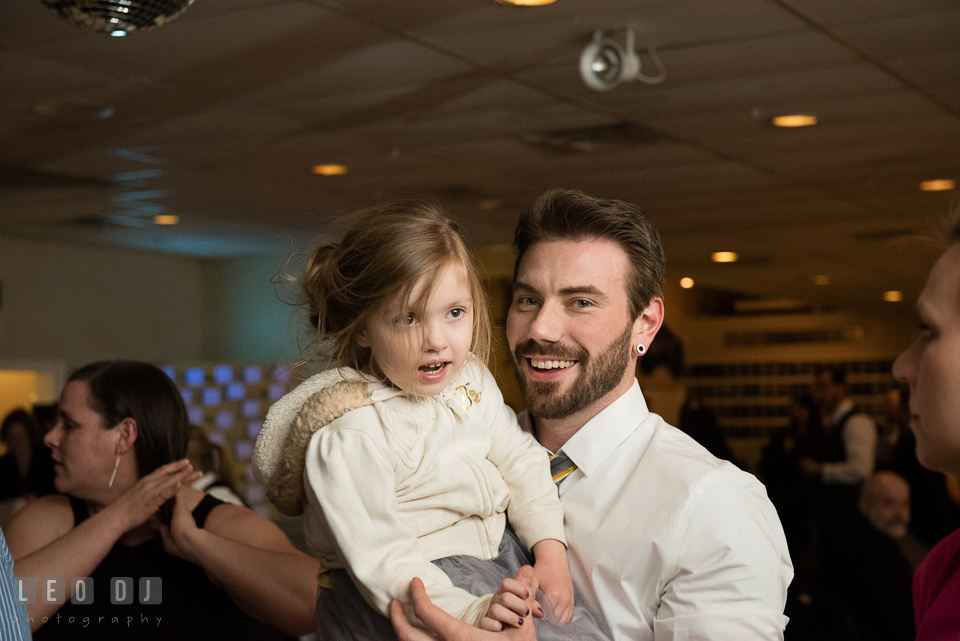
left=1, top=409, right=42, bottom=462
left=45, top=361, right=188, bottom=499
left=893, top=210, right=960, bottom=476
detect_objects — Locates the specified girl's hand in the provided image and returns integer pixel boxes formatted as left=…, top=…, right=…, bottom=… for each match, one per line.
left=105, top=459, right=200, bottom=534
left=480, top=577, right=534, bottom=631
left=532, top=540, right=574, bottom=623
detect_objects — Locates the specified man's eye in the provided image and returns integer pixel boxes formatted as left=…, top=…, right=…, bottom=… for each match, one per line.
left=573, top=299, right=592, bottom=309
left=516, top=296, right=538, bottom=307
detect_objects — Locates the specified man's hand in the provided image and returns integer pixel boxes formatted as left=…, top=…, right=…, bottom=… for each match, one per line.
left=390, top=567, right=539, bottom=641
left=158, top=489, right=203, bottom=565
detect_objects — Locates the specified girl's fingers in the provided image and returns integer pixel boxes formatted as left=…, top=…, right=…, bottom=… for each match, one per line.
left=486, top=604, right=524, bottom=628
left=478, top=617, right=503, bottom=632
left=494, top=592, right=528, bottom=617
left=498, top=578, right=530, bottom=599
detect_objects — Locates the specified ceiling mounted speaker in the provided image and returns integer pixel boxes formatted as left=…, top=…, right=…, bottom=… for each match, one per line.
left=579, top=29, right=666, bottom=92
left=41, top=0, right=195, bottom=36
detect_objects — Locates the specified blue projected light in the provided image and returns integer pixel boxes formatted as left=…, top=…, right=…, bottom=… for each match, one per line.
left=226, top=383, right=245, bottom=400
left=184, top=368, right=205, bottom=387
left=242, top=400, right=260, bottom=417
left=207, top=430, right=226, bottom=446
left=213, top=365, right=233, bottom=384
left=188, top=407, right=204, bottom=425
left=247, top=421, right=263, bottom=438
left=243, top=366, right=262, bottom=384
left=162, top=366, right=176, bottom=381
left=216, top=411, right=235, bottom=428
left=202, top=388, right=222, bottom=406
left=180, top=389, right=193, bottom=406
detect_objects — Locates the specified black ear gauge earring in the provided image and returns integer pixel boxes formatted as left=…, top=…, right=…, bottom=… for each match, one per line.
left=636, top=344, right=646, bottom=356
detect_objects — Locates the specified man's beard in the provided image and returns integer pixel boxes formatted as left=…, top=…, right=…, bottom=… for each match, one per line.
left=511, top=323, right=633, bottom=420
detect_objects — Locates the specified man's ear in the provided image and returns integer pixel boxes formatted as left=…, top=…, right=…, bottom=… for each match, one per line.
left=633, top=296, right=664, bottom=350
left=116, top=417, right=138, bottom=455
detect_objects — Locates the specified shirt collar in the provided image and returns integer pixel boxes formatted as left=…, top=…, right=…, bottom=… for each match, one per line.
left=520, top=380, right=649, bottom=477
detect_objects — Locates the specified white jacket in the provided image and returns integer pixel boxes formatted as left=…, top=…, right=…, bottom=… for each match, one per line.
left=254, top=358, right=566, bottom=627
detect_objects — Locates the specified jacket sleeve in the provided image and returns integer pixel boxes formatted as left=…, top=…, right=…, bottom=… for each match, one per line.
left=475, top=362, right=567, bottom=550
left=305, top=417, right=492, bottom=627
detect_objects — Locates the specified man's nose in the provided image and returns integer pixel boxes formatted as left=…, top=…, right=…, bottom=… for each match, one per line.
left=529, top=304, right=563, bottom=343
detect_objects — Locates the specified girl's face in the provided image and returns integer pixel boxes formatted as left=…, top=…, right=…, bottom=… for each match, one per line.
left=44, top=380, right=123, bottom=501
left=359, top=263, right=474, bottom=396
left=893, top=243, right=960, bottom=476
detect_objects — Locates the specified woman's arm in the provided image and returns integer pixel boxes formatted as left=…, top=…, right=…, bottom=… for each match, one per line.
left=7, top=459, right=197, bottom=631
left=159, top=486, right=319, bottom=637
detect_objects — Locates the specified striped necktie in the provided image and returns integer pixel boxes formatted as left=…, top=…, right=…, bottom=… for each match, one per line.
left=549, top=453, right=578, bottom=487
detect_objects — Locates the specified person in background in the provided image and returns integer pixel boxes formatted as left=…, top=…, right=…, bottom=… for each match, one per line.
left=875, top=388, right=907, bottom=470
left=0, top=410, right=56, bottom=501
left=760, top=394, right=824, bottom=597
left=892, top=208, right=960, bottom=640
left=818, top=471, right=923, bottom=641
left=677, top=395, right=734, bottom=463
left=5, top=360, right=317, bottom=640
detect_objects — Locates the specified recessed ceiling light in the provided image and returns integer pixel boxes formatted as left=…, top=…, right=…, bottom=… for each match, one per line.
left=479, top=199, right=502, bottom=211
left=495, top=0, right=557, bottom=5
left=154, top=215, right=179, bottom=225
left=883, top=290, right=903, bottom=302
left=711, top=251, right=738, bottom=263
left=813, top=275, right=831, bottom=286
left=312, top=164, right=348, bottom=176
left=771, top=114, right=817, bottom=128
left=110, top=30, right=127, bottom=37
left=680, top=277, right=694, bottom=289
left=919, top=179, right=956, bottom=192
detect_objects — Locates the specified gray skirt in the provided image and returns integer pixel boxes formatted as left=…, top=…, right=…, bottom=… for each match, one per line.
left=314, top=527, right=612, bottom=641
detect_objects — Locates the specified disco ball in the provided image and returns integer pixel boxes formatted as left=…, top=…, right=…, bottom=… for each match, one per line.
left=41, top=0, right=195, bottom=35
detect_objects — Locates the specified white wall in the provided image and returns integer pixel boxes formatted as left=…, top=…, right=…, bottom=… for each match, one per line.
left=0, top=235, right=301, bottom=370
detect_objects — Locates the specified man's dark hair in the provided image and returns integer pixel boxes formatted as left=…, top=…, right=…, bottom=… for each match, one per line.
left=513, top=188, right=666, bottom=318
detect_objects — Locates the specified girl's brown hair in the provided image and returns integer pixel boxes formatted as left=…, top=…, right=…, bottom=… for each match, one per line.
left=301, top=200, right=491, bottom=379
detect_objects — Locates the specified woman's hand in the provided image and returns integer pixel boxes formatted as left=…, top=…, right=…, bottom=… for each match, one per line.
left=532, top=539, right=574, bottom=623
left=104, top=459, right=200, bottom=534
left=158, top=489, right=203, bottom=565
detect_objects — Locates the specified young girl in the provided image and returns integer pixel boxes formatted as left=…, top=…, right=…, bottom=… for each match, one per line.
left=254, top=201, right=610, bottom=640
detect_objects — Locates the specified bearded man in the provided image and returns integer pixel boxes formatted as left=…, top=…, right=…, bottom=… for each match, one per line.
left=393, top=188, right=793, bottom=640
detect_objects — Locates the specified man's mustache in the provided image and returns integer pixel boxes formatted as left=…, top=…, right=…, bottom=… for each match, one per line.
left=513, top=339, right=586, bottom=362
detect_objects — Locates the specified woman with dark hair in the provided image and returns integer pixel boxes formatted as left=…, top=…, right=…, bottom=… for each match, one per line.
left=5, top=361, right=317, bottom=640
left=0, top=409, right=56, bottom=500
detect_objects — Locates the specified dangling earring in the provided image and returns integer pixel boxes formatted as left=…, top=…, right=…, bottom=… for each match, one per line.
left=636, top=344, right=646, bottom=356
left=108, top=453, right=121, bottom=488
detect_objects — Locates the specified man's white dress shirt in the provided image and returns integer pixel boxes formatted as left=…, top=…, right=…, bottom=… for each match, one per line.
left=520, top=381, right=793, bottom=640
left=822, top=397, right=876, bottom=485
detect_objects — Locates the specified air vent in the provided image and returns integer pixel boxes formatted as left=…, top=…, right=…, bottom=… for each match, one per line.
left=522, top=122, right=660, bottom=154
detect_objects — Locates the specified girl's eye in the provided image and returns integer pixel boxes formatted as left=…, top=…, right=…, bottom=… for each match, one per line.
left=396, top=313, right=417, bottom=326
left=448, top=308, right=464, bottom=319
